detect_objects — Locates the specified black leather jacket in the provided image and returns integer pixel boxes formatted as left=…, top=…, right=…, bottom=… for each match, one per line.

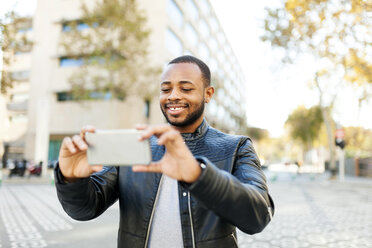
left=55, top=120, right=274, bottom=248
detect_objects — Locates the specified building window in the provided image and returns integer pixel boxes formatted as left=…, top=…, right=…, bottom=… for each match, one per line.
left=199, top=0, right=211, bottom=15
left=56, top=91, right=112, bottom=101
left=48, top=140, right=62, bottom=161
left=9, top=114, right=27, bottom=123
left=10, top=70, right=30, bottom=81
left=59, top=57, right=84, bottom=67
left=57, top=92, right=74, bottom=101
left=217, top=50, right=225, bottom=64
left=199, top=42, right=209, bottom=60
left=62, top=21, right=92, bottom=32
left=225, top=79, right=232, bottom=90
left=144, top=99, right=151, bottom=118
left=166, top=29, right=183, bottom=56
left=217, top=105, right=225, bottom=120
left=199, top=19, right=210, bottom=37
left=208, top=99, right=218, bottom=116
left=89, top=91, right=112, bottom=100
left=17, top=27, right=32, bottom=33
left=16, top=19, right=32, bottom=33
left=187, top=0, right=199, bottom=21
left=218, top=32, right=227, bottom=46
left=209, top=17, right=219, bottom=31
left=167, top=0, right=183, bottom=28
left=185, top=23, right=198, bottom=47
left=217, top=69, right=225, bottom=81
left=209, top=37, right=218, bottom=52
left=209, top=58, right=218, bottom=73
left=15, top=51, right=31, bottom=55
left=10, top=93, right=29, bottom=102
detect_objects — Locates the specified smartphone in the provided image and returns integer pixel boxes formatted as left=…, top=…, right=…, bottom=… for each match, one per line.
left=85, top=129, right=152, bottom=166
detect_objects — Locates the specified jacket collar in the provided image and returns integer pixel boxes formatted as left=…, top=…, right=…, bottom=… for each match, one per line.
left=181, top=118, right=209, bottom=141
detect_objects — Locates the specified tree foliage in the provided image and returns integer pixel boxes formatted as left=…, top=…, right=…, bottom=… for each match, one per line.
left=261, top=0, right=371, bottom=95
left=245, top=127, right=269, bottom=142
left=285, top=105, right=324, bottom=149
left=262, top=0, right=371, bottom=172
left=59, top=0, right=160, bottom=101
left=0, top=11, right=33, bottom=94
left=344, top=126, right=372, bottom=158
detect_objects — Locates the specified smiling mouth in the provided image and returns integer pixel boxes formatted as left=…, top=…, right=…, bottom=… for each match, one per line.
left=165, top=104, right=188, bottom=115
left=169, top=106, right=185, bottom=111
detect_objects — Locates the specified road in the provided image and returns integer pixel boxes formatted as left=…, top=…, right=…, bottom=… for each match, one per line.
left=0, top=172, right=371, bottom=248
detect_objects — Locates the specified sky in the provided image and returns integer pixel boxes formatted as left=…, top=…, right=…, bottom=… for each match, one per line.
left=211, top=0, right=371, bottom=136
left=1, top=0, right=371, bottom=137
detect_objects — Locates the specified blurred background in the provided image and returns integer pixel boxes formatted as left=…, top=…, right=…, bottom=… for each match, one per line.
left=0, top=0, right=371, bottom=247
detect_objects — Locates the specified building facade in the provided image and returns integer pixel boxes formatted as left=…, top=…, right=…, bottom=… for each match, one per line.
left=1, top=0, right=247, bottom=171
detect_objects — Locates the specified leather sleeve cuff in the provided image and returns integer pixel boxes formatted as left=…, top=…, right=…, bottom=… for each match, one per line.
left=180, top=156, right=214, bottom=190
left=54, top=162, right=88, bottom=185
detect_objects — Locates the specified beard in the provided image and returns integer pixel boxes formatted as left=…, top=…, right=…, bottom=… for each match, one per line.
left=161, top=100, right=205, bottom=127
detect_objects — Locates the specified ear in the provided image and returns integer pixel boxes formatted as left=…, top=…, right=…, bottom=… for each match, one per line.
left=204, top=86, right=214, bottom=103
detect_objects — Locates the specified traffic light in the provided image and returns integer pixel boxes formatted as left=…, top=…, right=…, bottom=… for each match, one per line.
left=335, top=138, right=345, bottom=149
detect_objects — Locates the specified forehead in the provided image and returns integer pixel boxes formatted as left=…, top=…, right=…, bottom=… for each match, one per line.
left=161, top=63, right=203, bottom=84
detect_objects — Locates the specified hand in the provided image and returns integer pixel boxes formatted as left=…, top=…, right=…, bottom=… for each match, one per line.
left=59, top=125, right=103, bottom=182
left=132, top=124, right=201, bottom=183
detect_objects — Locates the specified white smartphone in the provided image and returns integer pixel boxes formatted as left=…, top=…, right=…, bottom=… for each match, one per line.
left=85, top=129, right=152, bottom=166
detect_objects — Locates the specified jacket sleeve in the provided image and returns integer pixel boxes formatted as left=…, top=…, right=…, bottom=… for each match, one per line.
left=184, top=138, right=274, bottom=234
left=54, top=164, right=119, bottom=221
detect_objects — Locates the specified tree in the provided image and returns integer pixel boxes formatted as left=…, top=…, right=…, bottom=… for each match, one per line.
left=344, top=126, right=372, bottom=158
left=285, top=105, right=324, bottom=161
left=261, top=0, right=371, bottom=174
left=245, top=127, right=269, bottom=142
left=0, top=11, right=33, bottom=94
left=59, top=0, right=160, bottom=101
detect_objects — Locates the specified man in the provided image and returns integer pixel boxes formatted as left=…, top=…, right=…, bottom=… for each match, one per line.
left=55, top=55, right=274, bottom=248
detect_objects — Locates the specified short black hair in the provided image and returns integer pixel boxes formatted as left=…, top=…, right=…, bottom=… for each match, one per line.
left=168, top=55, right=211, bottom=87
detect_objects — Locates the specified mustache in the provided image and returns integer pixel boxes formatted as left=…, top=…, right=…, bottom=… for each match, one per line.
left=164, top=102, right=189, bottom=108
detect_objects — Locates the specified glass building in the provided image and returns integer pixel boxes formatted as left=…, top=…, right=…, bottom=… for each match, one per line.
left=1, top=0, right=247, bottom=167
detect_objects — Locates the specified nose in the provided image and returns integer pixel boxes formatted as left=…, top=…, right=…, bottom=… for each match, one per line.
left=168, top=89, right=181, bottom=101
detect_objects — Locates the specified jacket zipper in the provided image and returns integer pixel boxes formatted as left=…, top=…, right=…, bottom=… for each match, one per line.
left=144, top=175, right=164, bottom=248
left=231, top=232, right=238, bottom=247
left=188, top=192, right=196, bottom=248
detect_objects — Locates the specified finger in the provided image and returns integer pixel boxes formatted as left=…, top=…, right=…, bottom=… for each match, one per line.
left=140, top=124, right=174, bottom=141
left=80, top=125, right=96, bottom=140
left=135, top=124, right=148, bottom=130
left=72, top=135, right=88, bottom=150
left=132, top=162, right=162, bottom=173
left=157, top=130, right=180, bottom=146
left=62, top=137, right=77, bottom=153
left=90, top=165, right=103, bottom=173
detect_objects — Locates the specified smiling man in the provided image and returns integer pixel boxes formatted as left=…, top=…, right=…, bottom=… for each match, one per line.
left=55, top=55, right=274, bottom=248
left=159, top=58, right=212, bottom=132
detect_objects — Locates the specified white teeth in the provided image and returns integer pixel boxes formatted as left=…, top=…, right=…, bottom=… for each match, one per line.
left=170, top=107, right=183, bottom=111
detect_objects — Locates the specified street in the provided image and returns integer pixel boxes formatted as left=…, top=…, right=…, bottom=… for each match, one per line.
left=0, top=172, right=371, bottom=248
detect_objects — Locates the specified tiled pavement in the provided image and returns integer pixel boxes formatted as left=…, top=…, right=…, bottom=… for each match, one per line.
left=0, top=172, right=371, bottom=247
left=238, top=173, right=372, bottom=248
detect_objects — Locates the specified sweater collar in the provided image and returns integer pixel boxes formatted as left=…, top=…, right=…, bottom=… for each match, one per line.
left=181, top=119, right=209, bottom=141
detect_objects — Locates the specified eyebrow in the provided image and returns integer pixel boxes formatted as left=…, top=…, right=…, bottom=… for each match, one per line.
left=161, top=80, right=194, bottom=85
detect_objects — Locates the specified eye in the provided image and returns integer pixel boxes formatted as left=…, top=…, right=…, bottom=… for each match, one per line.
left=161, top=88, right=170, bottom=92
left=182, top=88, right=193, bottom=92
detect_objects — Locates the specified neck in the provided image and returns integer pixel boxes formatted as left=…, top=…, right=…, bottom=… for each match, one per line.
left=172, top=116, right=204, bottom=133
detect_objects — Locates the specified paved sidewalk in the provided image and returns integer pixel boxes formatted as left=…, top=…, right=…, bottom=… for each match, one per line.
left=237, top=172, right=372, bottom=248
left=0, top=171, right=371, bottom=247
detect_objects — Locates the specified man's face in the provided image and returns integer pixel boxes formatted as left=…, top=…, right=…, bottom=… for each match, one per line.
left=159, top=63, right=211, bottom=128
